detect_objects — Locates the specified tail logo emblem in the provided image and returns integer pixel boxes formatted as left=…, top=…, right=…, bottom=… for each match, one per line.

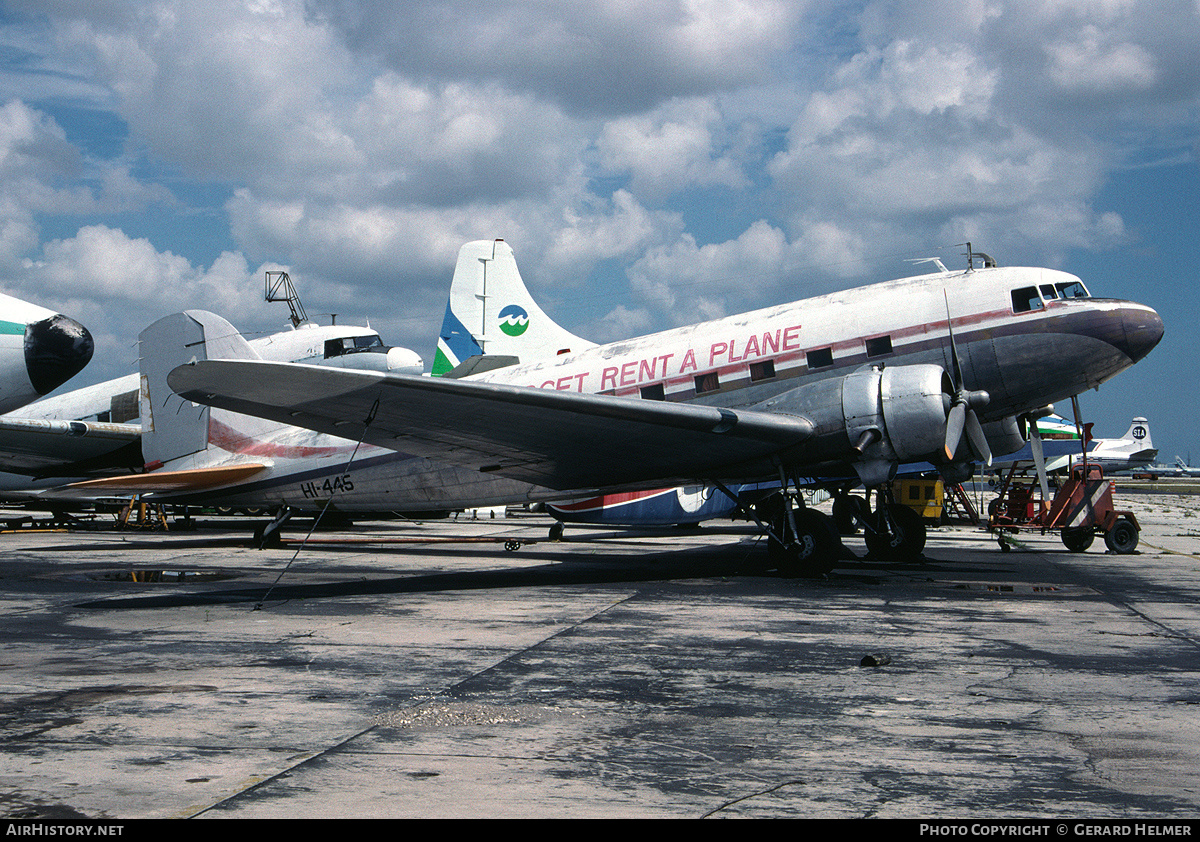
left=498, top=305, right=529, bottom=337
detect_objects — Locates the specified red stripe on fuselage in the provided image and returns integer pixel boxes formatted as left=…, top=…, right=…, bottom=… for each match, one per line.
left=208, top=417, right=356, bottom=459
left=549, top=488, right=674, bottom=513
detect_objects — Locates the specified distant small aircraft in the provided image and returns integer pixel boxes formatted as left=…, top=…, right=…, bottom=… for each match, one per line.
left=989, top=415, right=1157, bottom=476
left=1171, top=457, right=1200, bottom=478
left=0, top=291, right=93, bottom=414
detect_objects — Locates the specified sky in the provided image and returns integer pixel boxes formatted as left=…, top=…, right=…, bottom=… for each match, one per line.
left=0, top=0, right=1195, bottom=463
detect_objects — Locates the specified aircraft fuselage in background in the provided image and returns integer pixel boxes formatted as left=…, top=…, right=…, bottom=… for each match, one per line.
left=0, top=320, right=423, bottom=489
left=0, top=291, right=94, bottom=415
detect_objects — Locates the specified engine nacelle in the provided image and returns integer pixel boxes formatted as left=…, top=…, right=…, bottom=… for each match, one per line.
left=750, top=363, right=951, bottom=486
left=981, top=415, right=1026, bottom=461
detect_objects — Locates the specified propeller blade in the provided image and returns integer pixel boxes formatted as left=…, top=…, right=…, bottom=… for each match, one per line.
left=944, top=402, right=966, bottom=461
left=1029, top=422, right=1051, bottom=504
left=943, top=291, right=964, bottom=388
left=965, top=409, right=992, bottom=466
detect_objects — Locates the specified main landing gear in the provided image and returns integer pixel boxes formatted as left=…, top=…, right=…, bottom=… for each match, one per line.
left=858, top=490, right=926, bottom=563
left=755, top=492, right=840, bottom=578
left=743, top=484, right=927, bottom=578
left=829, top=488, right=926, bottom=563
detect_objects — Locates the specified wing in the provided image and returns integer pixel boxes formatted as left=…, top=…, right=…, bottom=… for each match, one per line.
left=0, top=417, right=142, bottom=476
left=169, top=360, right=815, bottom=490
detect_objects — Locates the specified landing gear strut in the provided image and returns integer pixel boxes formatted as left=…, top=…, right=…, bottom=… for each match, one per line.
left=860, top=489, right=926, bottom=563
left=755, top=493, right=839, bottom=578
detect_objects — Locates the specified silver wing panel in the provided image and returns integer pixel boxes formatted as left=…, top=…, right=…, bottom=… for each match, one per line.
left=0, top=417, right=142, bottom=475
left=169, top=360, right=815, bottom=491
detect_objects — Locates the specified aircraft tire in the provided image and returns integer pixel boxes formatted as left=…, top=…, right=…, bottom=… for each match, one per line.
left=1061, top=526, right=1095, bottom=553
left=832, top=494, right=867, bottom=535
left=865, top=504, right=926, bottom=563
left=1104, top=518, right=1139, bottom=554
left=253, top=523, right=283, bottom=549
left=773, top=509, right=837, bottom=578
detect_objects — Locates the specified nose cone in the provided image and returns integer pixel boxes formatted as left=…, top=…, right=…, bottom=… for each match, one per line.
left=1118, top=303, right=1164, bottom=364
left=386, top=346, right=425, bottom=374
left=24, top=314, right=94, bottom=394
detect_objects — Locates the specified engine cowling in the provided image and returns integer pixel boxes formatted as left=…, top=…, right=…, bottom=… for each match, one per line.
left=750, top=363, right=953, bottom=486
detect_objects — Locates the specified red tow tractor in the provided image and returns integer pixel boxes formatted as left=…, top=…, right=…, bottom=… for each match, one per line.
left=987, top=462, right=1140, bottom=554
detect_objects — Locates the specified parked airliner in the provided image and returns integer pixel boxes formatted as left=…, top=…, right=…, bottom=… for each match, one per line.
left=159, top=240, right=1162, bottom=573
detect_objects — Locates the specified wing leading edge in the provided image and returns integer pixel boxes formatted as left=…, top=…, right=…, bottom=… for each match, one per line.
left=168, top=359, right=815, bottom=491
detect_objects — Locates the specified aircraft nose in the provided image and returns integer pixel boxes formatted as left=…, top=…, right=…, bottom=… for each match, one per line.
left=24, top=314, right=94, bottom=395
left=1118, top=304, right=1164, bottom=364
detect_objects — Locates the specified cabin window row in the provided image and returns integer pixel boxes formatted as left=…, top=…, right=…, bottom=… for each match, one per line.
left=636, top=339, right=896, bottom=399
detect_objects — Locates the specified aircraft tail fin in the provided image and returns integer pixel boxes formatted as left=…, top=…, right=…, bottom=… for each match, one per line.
left=431, top=239, right=594, bottom=376
left=1121, top=417, right=1152, bottom=450
left=139, top=310, right=263, bottom=468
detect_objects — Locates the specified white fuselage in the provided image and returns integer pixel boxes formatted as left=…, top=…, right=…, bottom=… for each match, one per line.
left=145, top=264, right=1162, bottom=514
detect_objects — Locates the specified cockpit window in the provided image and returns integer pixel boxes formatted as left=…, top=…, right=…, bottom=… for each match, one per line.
left=1055, top=281, right=1089, bottom=299
left=1011, top=287, right=1044, bottom=313
left=1039, top=284, right=1058, bottom=300
left=325, top=334, right=385, bottom=358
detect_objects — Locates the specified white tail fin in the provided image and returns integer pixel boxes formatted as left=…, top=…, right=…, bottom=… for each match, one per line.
left=431, top=239, right=594, bottom=376
left=139, top=310, right=260, bottom=468
left=1121, top=417, right=1152, bottom=449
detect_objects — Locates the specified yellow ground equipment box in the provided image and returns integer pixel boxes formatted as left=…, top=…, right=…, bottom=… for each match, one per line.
left=891, top=478, right=944, bottom=522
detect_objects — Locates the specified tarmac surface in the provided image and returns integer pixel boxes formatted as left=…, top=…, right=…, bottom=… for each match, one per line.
left=1, top=486, right=1199, bottom=820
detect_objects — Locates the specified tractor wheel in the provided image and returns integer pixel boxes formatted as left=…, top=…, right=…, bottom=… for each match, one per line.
left=1061, top=526, right=1095, bottom=553
left=1103, top=518, right=1139, bottom=554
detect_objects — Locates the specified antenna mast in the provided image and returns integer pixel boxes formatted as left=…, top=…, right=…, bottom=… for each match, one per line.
left=265, top=270, right=308, bottom=328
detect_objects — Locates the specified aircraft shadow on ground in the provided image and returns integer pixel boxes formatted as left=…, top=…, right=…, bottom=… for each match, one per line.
left=74, top=541, right=781, bottom=611
left=68, top=523, right=1018, bottom=611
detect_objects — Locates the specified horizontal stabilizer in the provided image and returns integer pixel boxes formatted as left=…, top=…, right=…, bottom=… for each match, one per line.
left=62, top=463, right=268, bottom=494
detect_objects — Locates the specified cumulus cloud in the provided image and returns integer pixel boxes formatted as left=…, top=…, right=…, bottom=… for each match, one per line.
left=310, top=0, right=803, bottom=116
left=0, top=0, right=1196, bottom=364
left=1046, top=25, right=1158, bottom=94
left=597, top=98, right=748, bottom=201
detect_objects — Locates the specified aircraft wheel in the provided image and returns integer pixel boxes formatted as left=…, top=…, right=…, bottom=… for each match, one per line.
left=1104, top=518, right=1139, bottom=554
left=548, top=521, right=565, bottom=541
left=865, top=504, right=926, bottom=563
left=1061, top=526, right=1095, bottom=553
left=253, top=523, right=283, bottom=549
left=832, top=494, right=867, bottom=535
left=773, top=509, right=837, bottom=578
